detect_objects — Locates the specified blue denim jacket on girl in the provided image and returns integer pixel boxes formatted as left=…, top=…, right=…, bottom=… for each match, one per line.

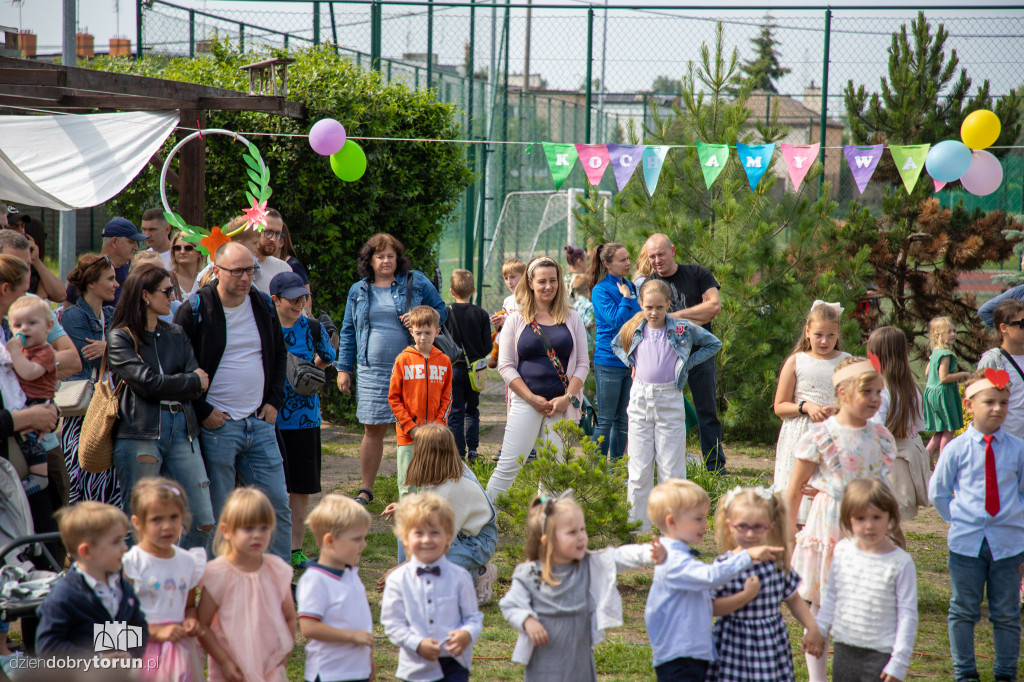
left=610, top=317, right=722, bottom=390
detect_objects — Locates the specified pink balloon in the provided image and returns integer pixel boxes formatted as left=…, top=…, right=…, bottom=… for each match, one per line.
left=308, top=118, right=347, bottom=156
left=960, top=150, right=1004, bottom=196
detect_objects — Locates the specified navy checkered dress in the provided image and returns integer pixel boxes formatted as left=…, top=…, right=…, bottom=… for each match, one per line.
left=707, top=555, right=803, bottom=682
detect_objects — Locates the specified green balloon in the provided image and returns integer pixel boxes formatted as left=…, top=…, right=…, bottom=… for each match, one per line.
left=329, top=141, right=367, bottom=182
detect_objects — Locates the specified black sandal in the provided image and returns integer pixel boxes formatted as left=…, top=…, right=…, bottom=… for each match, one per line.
left=354, top=488, right=374, bottom=505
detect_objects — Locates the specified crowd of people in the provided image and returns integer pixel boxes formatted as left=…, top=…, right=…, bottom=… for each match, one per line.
left=2, top=209, right=1022, bottom=682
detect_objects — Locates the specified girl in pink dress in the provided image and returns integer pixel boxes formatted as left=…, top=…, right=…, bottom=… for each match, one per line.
left=785, top=356, right=897, bottom=682
left=122, top=477, right=206, bottom=682
left=198, top=488, right=297, bottom=681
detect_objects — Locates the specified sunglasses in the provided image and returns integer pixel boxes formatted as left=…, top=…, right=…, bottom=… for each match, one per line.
left=172, top=244, right=196, bottom=253
left=1006, top=319, right=1024, bottom=329
left=150, top=286, right=176, bottom=299
left=85, top=253, right=113, bottom=272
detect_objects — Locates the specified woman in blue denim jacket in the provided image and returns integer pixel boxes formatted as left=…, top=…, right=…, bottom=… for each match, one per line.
left=610, top=279, right=722, bottom=530
left=335, top=233, right=447, bottom=505
left=60, top=253, right=118, bottom=507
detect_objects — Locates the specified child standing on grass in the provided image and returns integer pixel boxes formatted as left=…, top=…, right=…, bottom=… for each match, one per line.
left=500, top=491, right=666, bottom=682
left=381, top=492, right=483, bottom=682
left=445, top=269, right=493, bottom=461
left=817, top=478, right=918, bottom=682
left=786, top=356, right=897, bottom=682
left=929, top=369, right=1024, bottom=682
left=611, top=279, right=722, bottom=531
left=122, top=478, right=206, bottom=681
left=867, top=326, right=931, bottom=521
left=773, top=300, right=849, bottom=524
left=198, top=488, right=296, bottom=682
left=644, top=479, right=782, bottom=681
left=297, top=494, right=375, bottom=682
left=708, top=487, right=824, bottom=682
left=923, top=316, right=970, bottom=459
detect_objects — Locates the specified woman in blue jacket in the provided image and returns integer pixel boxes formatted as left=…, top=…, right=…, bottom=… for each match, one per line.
left=588, top=242, right=641, bottom=460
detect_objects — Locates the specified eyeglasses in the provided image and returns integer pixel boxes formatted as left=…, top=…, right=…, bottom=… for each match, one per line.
left=151, top=286, right=176, bottom=299
left=1006, top=319, right=1024, bottom=329
left=728, top=522, right=771, bottom=534
left=261, top=230, right=284, bottom=242
left=215, top=263, right=260, bottom=278
left=172, top=244, right=196, bottom=253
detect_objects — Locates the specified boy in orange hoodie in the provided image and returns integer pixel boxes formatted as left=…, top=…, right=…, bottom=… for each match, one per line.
left=389, top=305, right=453, bottom=496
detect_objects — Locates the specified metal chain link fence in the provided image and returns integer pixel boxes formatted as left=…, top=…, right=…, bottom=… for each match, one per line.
left=139, top=1, right=1024, bottom=309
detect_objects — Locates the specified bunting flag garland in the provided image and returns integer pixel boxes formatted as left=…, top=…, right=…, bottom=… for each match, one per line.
left=934, top=178, right=947, bottom=192
left=842, top=145, right=883, bottom=195
left=642, top=146, right=670, bottom=195
left=889, top=144, right=930, bottom=194
left=780, top=143, right=819, bottom=192
left=542, top=142, right=578, bottom=190
left=736, top=143, right=775, bottom=190
left=606, top=144, right=643, bottom=191
left=695, top=142, right=729, bottom=189
left=575, top=144, right=611, bottom=186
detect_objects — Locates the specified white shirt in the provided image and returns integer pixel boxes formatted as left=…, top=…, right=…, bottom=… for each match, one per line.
left=149, top=247, right=173, bottom=270
left=254, top=255, right=294, bottom=295
left=817, top=539, right=918, bottom=681
left=122, top=546, right=205, bottom=624
left=297, top=563, right=373, bottom=682
left=205, top=296, right=264, bottom=418
left=381, top=554, right=483, bottom=682
left=501, top=293, right=518, bottom=314
left=76, top=563, right=123, bottom=618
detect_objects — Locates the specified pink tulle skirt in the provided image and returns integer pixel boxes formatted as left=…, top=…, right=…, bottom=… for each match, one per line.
left=140, top=634, right=205, bottom=682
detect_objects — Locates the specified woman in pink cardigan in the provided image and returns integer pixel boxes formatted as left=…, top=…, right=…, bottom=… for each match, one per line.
left=485, top=256, right=590, bottom=501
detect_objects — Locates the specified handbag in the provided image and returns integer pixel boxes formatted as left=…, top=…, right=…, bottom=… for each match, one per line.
left=287, top=352, right=326, bottom=396
left=78, top=330, right=136, bottom=474
left=528, top=322, right=592, bottom=430
left=403, top=275, right=461, bottom=365
left=54, top=379, right=93, bottom=417
left=447, top=306, right=489, bottom=392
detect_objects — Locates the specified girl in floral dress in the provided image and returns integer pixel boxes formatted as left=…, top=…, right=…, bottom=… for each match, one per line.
left=785, top=356, right=897, bottom=682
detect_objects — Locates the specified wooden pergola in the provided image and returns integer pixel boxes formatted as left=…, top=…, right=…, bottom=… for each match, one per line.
left=0, top=55, right=306, bottom=227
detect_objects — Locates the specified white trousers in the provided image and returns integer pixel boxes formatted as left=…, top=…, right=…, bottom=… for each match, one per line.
left=627, top=379, right=687, bottom=531
left=485, top=393, right=566, bottom=502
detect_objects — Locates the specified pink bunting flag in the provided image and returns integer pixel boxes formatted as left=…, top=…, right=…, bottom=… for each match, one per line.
left=780, top=143, right=819, bottom=192
left=575, top=144, right=611, bottom=186
left=606, top=144, right=643, bottom=191
left=934, top=178, right=946, bottom=192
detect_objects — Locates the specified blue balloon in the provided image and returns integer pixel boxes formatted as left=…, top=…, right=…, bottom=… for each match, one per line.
left=926, top=140, right=973, bottom=183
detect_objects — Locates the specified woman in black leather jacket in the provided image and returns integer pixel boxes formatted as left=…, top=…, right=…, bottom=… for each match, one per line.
left=108, top=263, right=213, bottom=549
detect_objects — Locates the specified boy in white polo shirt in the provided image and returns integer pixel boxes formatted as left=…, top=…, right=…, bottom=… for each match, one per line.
left=297, top=494, right=375, bottom=682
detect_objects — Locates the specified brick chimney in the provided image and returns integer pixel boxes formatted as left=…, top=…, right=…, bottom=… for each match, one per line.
left=76, top=32, right=94, bottom=59
left=18, top=30, right=36, bottom=58
left=803, top=81, right=821, bottom=104
left=109, top=38, right=131, bottom=57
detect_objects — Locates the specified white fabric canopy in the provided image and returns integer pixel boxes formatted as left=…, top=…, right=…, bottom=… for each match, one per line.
left=0, top=111, right=178, bottom=210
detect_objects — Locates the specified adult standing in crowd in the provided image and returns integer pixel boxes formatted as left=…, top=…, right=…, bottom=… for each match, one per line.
left=589, top=242, right=641, bottom=460
left=336, top=233, right=448, bottom=505
left=168, top=231, right=205, bottom=302
left=0, top=218, right=66, bottom=303
left=644, top=233, right=725, bottom=472
left=61, top=253, right=120, bottom=505
left=174, top=241, right=292, bottom=560
left=485, top=256, right=589, bottom=501
left=977, top=299, right=1024, bottom=440
left=140, top=208, right=173, bottom=269
left=65, top=218, right=148, bottom=307
left=264, top=209, right=311, bottom=285
left=108, top=264, right=214, bottom=549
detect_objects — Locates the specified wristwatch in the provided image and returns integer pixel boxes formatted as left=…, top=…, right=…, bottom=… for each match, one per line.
left=798, top=400, right=807, bottom=415
left=567, top=394, right=581, bottom=409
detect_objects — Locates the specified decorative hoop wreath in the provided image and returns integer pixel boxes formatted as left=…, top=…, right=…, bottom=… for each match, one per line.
left=159, top=129, right=273, bottom=257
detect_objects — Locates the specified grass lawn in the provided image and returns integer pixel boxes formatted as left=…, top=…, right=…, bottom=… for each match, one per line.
left=280, top=439, right=1024, bottom=682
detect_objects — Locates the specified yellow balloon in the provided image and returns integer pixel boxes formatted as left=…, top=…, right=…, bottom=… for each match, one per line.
left=961, top=109, right=1001, bottom=150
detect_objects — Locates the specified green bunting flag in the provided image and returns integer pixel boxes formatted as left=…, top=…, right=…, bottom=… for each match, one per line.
left=543, top=142, right=578, bottom=190
left=889, top=144, right=931, bottom=195
left=695, top=142, right=730, bottom=189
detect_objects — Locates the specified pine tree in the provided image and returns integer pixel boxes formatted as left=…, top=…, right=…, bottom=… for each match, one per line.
left=841, top=12, right=1023, bottom=360
left=740, top=18, right=791, bottom=94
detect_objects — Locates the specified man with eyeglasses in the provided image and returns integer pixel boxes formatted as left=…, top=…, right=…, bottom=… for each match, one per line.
left=246, top=211, right=293, bottom=295
left=174, top=241, right=292, bottom=560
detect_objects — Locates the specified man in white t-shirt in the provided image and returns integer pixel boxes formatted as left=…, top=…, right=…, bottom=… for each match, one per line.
left=173, top=241, right=292, bottom=560
left=140, top=208, right=173, bottom=269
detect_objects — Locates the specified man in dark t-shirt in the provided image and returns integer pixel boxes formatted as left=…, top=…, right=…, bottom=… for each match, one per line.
left=645, top=233, right=725, bottom=472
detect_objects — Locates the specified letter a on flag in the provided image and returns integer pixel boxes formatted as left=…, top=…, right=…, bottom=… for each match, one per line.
left=842, top=145, right=883, bottom=194
left=642, top=146, right=670, bottom=195
left=575, top=144, right=611, bottom=187
left=889, top=144, right=931, bottom=195
left=543, top=142, right=578, bottom=190
left=736, top=143, right=775, bottom=191
left=606, top=144, right=643, bottom=191
left=695, top=142, right=729, bottom=189
left=780, top=143, right=820, bottom=192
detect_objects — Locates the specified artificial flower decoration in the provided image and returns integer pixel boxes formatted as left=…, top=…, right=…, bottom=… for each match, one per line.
left=984, top=367, right=1010, bottom=391
left=868, top=351, right=882, bottom=372
left=199, top=226, right=231, bottom=258
left=241, top=197, right=269, bottom=232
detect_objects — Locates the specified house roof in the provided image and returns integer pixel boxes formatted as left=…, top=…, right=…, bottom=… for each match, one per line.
left=745, top=90, right=842, bottom=129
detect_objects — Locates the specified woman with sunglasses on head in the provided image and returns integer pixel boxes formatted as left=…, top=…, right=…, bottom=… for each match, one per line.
left=107, top=263, right=214, bottom=549
left=61, top=252, right=120, bottom=506
left=978, top=299, right=1024, bottom=440
left=169, top=231, right=205, bottom=303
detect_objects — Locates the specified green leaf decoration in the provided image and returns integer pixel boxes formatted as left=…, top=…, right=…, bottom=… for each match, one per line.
left=247, top=180, right=261, bottom=197
left=246, top=168, right=262, bottom=184
left=242, top=154, right=261, bottom=172
left=259, top=187, right=272, bottom=202
left=245, top=191, right=257, bottom=206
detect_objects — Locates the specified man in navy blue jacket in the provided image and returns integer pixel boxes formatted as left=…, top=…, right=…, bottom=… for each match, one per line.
left=36, top=502, right=147, bottom=659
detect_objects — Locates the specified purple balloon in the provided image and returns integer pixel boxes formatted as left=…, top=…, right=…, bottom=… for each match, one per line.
left=308, top=118, right=347, bottom=156
left=960, top=150, right=1004, bottom=196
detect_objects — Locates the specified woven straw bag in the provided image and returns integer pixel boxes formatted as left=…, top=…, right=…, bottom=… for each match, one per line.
left=78, top=330, right=135, bottom=474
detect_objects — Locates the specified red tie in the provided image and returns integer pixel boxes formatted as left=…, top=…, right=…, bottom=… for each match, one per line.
left=984, top=434, right=1001, bottom=517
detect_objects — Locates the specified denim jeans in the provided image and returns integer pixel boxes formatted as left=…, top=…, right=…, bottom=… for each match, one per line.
left=686, top=357, right=724, bottom=471
left=948, top=539, right=1024, bottom=679
left=200, top=416, right=292, bottom=560
left=594, top=364, right=632, bottom=460
left=654, top=656, right=708, bottom=681
left=448, top=364, right=480, bottom=457
left=112, top=411, right=215, bottom=550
